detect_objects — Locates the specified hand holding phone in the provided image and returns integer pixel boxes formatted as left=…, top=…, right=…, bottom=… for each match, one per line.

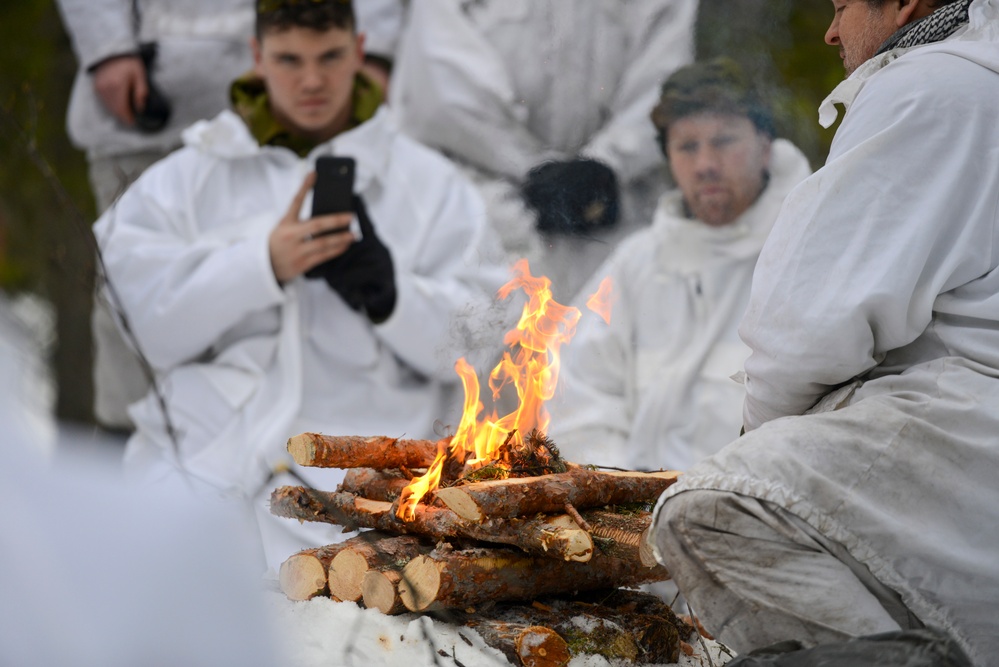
left=305, top=156, right=357, bottom=279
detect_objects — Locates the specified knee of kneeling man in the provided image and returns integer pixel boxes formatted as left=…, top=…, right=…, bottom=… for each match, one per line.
left=651, top=490, right=718, bottom=564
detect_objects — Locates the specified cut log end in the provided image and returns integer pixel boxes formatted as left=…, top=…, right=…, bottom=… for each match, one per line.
left=564, top=529, right=594, bottom=562
left=398, top=555, right=441, bottom=612
left=328, top=549, right=369, bottom=602
left=286, top=433, right=318, bottom=467
left=434, top=486, right=484, bottom=522
left=518, top=626, right=571, bottom=667
left=362, top=570, right=404, bottom=615
left=639, top=526, right=659, bottom=569
left=279, top=552, right=328, bottom=601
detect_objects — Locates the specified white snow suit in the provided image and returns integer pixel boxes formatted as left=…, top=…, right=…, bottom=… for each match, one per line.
left=389, top=0, right=697, bottom=298
left=652, top=2, right=999, bottom=662
left=548, top=140, right=811, bottom=472
left=94, top=106, right=506, bottom=567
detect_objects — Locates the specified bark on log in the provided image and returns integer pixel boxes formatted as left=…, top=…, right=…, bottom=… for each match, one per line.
left=434, top=468, right=680, bottom=521
left=339, top=467, right=412, bottom=502
left=287, top=433, right=441, bottom=469
left=270, top=487, right=594, bottom=562
left=278, top=543, right=350, bottom=601
left=583, top=510, right=660, bottom=569
left=464, top=619, right=570, bottom=667
left=397, top=546, right=667, bottom=613
left=327, top=532, right=430, bottom=602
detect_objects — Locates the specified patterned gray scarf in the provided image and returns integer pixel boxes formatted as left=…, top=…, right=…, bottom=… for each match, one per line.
left=875, top=0, right=973, bottom=55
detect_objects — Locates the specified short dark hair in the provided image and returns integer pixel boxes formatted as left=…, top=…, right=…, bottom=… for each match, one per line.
left=863, top=0, right=960, bottom=6
left=651, top=57, right=775, bottom=150
left=256, top=0, right=355, bottom=40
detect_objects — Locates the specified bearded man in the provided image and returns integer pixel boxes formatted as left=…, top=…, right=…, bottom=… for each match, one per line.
left=649, top=0, right=999, bottom=662
left=548, top=59, right=811, bottom=473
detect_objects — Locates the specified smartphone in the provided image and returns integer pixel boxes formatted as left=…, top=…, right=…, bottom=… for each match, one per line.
left=311, top=155, right=355, bottom=218
left=305, top=156, right=356, bottom=279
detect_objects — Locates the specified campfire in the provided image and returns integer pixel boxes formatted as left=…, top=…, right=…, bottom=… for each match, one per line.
left=270, top=261, right=694, bottom=665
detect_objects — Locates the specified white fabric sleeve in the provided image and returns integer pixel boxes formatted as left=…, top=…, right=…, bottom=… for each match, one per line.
left=740, top=54, right=998, bottom=430
left=374, top=158, right=508, bottom=381
left=581, top=0, right=697, bottom=181
left=56, top=0, right=138, bottom=70
left=389, top=0, right=557, bottom=181
left=93, top=157, right=286, bottom=372
left=356, top=0, right=405, bottom=61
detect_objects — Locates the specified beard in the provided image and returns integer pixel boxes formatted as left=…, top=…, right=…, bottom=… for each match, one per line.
left=843, top=12, right=896, bottom=74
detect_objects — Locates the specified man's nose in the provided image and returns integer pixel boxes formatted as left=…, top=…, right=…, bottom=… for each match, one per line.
left=695, top=147, right=721, bottom=175
left=301, top=64, right=324, bottom=89
left=825, top=16, right=841, bottom=46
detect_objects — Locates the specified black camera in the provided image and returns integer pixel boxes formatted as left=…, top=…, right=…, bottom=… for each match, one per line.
left=132, top=43, right=172, bottom=133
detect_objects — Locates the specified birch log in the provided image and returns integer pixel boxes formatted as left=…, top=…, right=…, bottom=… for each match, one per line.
left=339, top=467, right=412, bottom=502
left=278, top=543, right=350, bottom=601
left=434, top=468, right=680, bottom=521
left=287, top=433, right=442, bottom=469
left=270, top=487, right=594, bottom=562
left=397, top=546, right=667, bottom=612
left=327, top=532, right=430, bottom=602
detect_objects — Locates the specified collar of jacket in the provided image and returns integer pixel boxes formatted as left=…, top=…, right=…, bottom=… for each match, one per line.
left=818, top=0, right=996, bottom=128
left=229, top=70, right=384, bottom=157
left=180, top=104, right=398, bottom=199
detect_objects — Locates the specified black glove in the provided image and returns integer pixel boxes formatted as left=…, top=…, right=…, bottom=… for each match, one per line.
left=521, top=158, right=620, bottom=236
left=320, top=195, right=397, bottom=324
left=132, top=43, right=172, bottom=133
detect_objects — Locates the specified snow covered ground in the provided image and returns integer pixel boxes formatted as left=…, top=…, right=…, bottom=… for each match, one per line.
left=264, top=586, right=736, bottom=667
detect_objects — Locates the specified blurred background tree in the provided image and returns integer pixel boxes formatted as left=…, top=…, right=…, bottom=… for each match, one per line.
left=0, top=0, right=96, bottom=425
left=0, top=0, right=843, bottom=430
left=697, top=0, right=843, bottom=170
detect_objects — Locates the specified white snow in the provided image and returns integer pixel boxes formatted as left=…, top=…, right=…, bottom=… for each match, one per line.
left=265, top=586, right=737, bottom=667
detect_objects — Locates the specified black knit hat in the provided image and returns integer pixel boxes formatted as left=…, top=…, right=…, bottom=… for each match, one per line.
left=651, top=57, right=775, bottom=151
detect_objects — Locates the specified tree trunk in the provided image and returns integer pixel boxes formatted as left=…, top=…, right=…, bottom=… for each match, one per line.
left=459, top=591, right=690, bottom=665
left=278, top=543, right=350, bottom=601
left=287, top=433, right=442, bottom=469
left=464, top=618, right=570, bottom=667
left=339, top=467, right=412, bottom=502
left=270, top=486, right=594, bottom=562
left=397, top=546, right=667, bottom=613
left=434, top=468, right=680, bottom=521
left=327, top=532, right=431, bottom=602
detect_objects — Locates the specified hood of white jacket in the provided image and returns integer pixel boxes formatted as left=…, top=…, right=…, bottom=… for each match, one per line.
left=651, top=138, right=812, bottom=274
left=819, top=0, right=999, bottom=127
left=180, top=106, right=395, bottom=193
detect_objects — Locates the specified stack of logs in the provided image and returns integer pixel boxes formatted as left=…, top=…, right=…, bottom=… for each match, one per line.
left=270, top=433, right=693, bottom=666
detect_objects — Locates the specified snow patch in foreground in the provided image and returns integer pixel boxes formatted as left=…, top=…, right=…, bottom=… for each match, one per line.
left=265, top=587, right=735, bottom=667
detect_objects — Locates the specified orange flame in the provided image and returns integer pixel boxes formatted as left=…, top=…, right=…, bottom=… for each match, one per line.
left=396, top=259, right=582, bottom=521
left=585, top=277, right=615, bottom=325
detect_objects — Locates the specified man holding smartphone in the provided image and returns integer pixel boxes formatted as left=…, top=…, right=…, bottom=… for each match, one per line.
left=94, top=0, right=506, bottom=570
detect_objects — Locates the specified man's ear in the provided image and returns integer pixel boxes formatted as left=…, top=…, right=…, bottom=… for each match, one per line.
left=897, top=0, right=933, bottom=27
left=251, top=36, right=264, bottom=76
left=355, top=31, right=367, bottom=66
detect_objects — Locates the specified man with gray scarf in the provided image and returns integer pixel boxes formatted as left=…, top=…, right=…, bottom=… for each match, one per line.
left=649, top=0, right=999, bottom=662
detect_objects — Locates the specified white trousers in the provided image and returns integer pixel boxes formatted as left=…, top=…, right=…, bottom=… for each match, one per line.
left=652, top=490, right=924, bottom=654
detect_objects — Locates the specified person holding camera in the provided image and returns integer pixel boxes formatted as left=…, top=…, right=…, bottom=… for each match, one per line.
left=56, top=0, right=407, bottom=437
left=92, top=0, right=505, bottom=569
